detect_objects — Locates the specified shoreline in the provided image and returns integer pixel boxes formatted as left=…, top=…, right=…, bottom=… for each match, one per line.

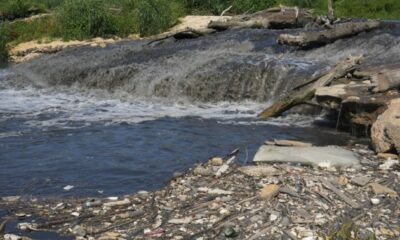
left=1, top=142, right=399, bottom=240
left=2, top=7, right=400, bottom=240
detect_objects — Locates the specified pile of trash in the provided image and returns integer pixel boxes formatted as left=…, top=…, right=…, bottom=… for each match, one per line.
left=1, top=141, right=399, bottom=240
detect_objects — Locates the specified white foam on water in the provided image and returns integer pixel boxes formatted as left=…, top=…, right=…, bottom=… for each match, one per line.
left=0, top=86, right=262, bottom=125
left=0, top=75, right=315, bottom=134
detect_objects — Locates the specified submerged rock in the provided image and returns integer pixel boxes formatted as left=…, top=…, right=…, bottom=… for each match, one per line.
left=253, top=145, right=361, bottom=169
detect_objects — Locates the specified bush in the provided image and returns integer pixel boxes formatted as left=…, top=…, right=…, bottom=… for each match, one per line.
left=232, top=0, right=277, bottom=13
left=0, top=24, right=9, bottom=67
left=0, top=0, right=46, bottom=21
left=278, top=0, right=327, bottom=14
left=54, top=0, right=117, bottom=40
left=335, top=0, right=400, bottom=19
left=6, top=15, right=54, bottom=44
left=137, top=0, right=185, bottom=37
left=184, top=0, right=276, bottom=15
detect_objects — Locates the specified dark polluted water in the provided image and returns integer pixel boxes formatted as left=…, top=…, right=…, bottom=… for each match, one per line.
left=0, top=116, right=353, bottom=198
left=0, top=82, right=355, bottom=198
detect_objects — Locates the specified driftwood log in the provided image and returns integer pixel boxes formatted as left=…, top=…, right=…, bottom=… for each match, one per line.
left=278, top=21, right=381, bottom=47
left=258, top=55, right=362, bottom=119
left=147, top=28, right=216, bottom=45
left=372, top=68, right=400, bottom=92
left=208, top=7, right=314, bottom=31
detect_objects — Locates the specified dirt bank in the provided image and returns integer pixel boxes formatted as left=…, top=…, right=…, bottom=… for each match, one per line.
left=9, top=15, right=230, bottom=64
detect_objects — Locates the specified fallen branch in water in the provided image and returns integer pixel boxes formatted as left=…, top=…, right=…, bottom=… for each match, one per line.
left=258, top=55, right=362, bottom=119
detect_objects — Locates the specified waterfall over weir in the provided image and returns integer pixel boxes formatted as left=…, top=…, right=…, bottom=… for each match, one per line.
left=7, top=27, right=400, bottom=103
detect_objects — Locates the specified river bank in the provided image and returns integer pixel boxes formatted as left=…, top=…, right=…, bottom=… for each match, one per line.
left=1, top=143, right=399, bottom=240
left=1, top=6, right=400, bottom=240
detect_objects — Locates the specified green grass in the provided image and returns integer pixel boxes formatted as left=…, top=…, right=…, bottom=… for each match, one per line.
left=335, top=0, right=400, bottom=19
left=0, top=0, right=48, bottom=21
left=184, top=0, right=277, bottom=15
left=5, top=16, right=54, bottom=44
left=137, top=0, right=185, bottom=37
left=53, top=0, right=117, bottom=40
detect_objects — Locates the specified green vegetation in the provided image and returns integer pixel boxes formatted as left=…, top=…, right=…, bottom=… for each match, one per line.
left=0, top=23, right=9, bottom=67
left=0, top=0, right=399, bottom=67
left=5, top=16, right=54, bottom=44
left=335, top=0, right=400, bottom=19
left=137, top=0, right=185, bottom=36
left=53, top=0, right=117, bottom=40
left=0, top=0, right=50, bottom=21
left=184, top=0, right=277, bottom=15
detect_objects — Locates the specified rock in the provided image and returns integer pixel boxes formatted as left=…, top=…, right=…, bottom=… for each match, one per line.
left=369, top=183, right=398, bottom=198
left=370, top=198, right=380, bottom=205
left=253, top=145, right=361, bottom=169
left=211, top=157, right=224, bottom=166
left=71, top=212, right=80, bottom=217
left=238, top=166, right=281, bottom=177
left=4, top=234, right=32, bottom=240
left=351, top=176, right=372, bottom=186
left=372, top=68, right=400, bottom=92
left=70, top=225, right=86, bottom=237
left=337, top=176, right=349, bottom=186
left=193, top=165, right=213, bottom=176
left=371, top=99, right=400, bottom=154
left=224, top=226, right=239, bottom=238
left=269, top=213, right=279, bottom=222
left=259, top=184, right=280, bottom=201
left=84, top=199, right=102, bottom=208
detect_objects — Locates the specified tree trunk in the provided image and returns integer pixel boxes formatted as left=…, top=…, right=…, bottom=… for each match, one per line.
left=278, top=21, right=381, bottom=47
left=208, top=7, right=314, bottom=31
left=327, top=0, right=334, bottom=20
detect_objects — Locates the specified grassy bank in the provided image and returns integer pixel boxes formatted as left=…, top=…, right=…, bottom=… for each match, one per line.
left=0, top=0, right=399, bottom=65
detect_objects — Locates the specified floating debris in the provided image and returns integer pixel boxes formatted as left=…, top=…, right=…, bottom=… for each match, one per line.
left=63, top=185, right=74, bottom=191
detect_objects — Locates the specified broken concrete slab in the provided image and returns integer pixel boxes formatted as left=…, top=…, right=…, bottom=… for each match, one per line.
left=253, top=145, right=361, bottom=169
